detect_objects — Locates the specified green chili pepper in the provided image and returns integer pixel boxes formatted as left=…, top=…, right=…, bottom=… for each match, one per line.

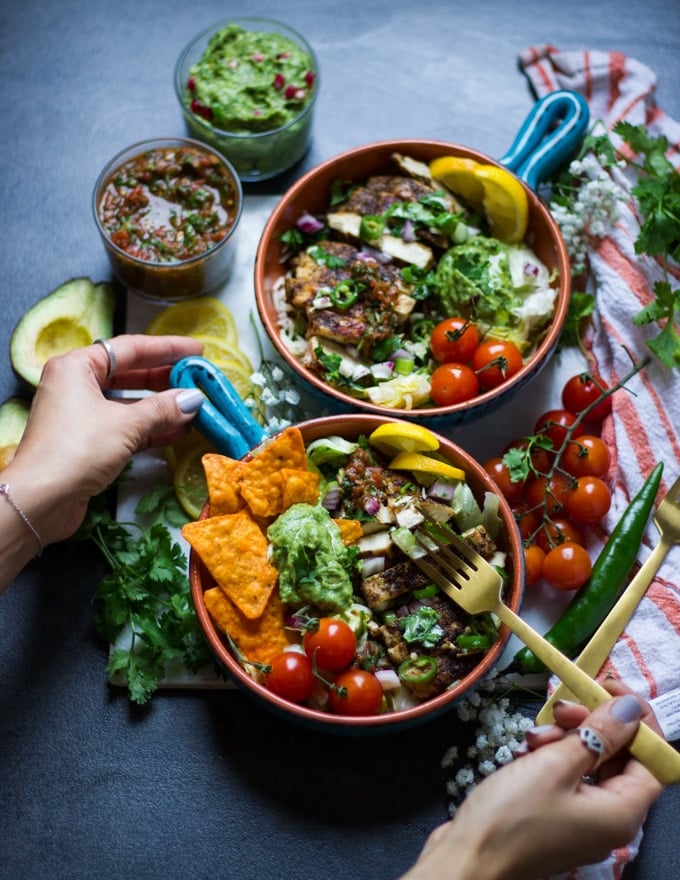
left=456, top=633, right=492, bottom=652
left=513, top=461, right=664, bottom=675
left=359, top=214, right=384, bottom=242
left=329, top=280, right=359, bottom=309
left=398, top=655, right=438, bottom=684
left=412, top=584, right=439, bottom=599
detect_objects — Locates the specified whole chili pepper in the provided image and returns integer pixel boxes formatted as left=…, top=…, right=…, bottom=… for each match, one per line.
left=512, top=461, right=664, bottom=675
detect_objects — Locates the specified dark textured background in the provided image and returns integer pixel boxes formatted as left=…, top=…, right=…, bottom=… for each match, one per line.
left=1, top=2, right=679, bottom=878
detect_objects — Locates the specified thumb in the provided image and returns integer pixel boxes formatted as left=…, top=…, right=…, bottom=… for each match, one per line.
left=128, top=388, right=204, bottom=444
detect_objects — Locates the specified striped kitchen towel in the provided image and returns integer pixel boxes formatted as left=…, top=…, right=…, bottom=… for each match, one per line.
left=519, top=46, right=680, bottom=880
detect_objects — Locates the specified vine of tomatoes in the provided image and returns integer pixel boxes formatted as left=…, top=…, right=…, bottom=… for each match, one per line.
left=483, top=369, right=623, bottom=592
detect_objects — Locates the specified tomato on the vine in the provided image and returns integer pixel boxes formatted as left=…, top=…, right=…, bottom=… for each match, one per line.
left=265, top=651, right=315, bottom=703
left=542, top=542, right=592, bottom=591
left=430, top=317, right=479, bottom=364
left=513, top=505, right=541, bottom=541
left=534, top=409, right=584, bottom=450
left=328, top=668, right=383, bottom=716
left=303, top=618, right=356, bottom=671
left=525, top=472, right=571, bottom=515
left=564, top=476, right=612, bottom=524
left=484, top=456, right=525, bottom=505
left=536, top=516, right=586, bottom=554
left=562, top=373, right=612, bottom=422
left=562, top=435, right=611, bottom=478
left=472, top=339, right=524, bottom=389
left=430, top=362, right=480, bottom=405
left=523, top=544, right=545, bottom=586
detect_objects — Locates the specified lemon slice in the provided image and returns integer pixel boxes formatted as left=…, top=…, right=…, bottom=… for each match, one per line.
left=191, top=334, right=253, bottom=373
left=368, top=422, right=440, bottom=457
left=173, top=439, right=213, bottom=519
left=145, top=297, right=238, bottom=343
left=429, top=156, right=485, bottom=212
left=164, top=427, right=209, bottom=473
left=388, top=451, right=465, bottom=483
left=474, top=165, right=529, bottom=244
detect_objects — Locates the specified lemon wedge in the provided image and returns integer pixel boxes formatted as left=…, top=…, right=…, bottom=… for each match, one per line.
left=191, top=334, right=254, bottom=398
left=145, top=296, right=238, bottom=343
left=173, top=438, right=213, bottom=520
left=474, top=165, right=529, bottom=244
left=368, top=422, right=440, bottom=457
left=429, top=156, right=485, bottom=213
left=388, top=451, right=465, bottom=483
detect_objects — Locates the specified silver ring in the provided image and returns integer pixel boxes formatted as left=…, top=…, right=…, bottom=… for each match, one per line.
left=95, top=338, right=117, bottom=379
left=569, top=726, right=605, bottom=757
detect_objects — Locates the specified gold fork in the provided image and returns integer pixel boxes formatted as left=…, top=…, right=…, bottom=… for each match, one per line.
left=412, top=524, right=680, bottom=785
left=537, top=473, right=680, bottom=724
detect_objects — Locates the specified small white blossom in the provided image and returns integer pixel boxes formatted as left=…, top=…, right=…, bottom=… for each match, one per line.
left=495, top=744, right=515, bottom=766
left=455, top=767, right=475, bottom=787
left=478, top=760, right=497, bottom=777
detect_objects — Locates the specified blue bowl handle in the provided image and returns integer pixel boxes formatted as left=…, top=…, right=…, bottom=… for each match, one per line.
left=498, top=90, right=589, bottom=190
left=170, top=356, right=266, bottom=459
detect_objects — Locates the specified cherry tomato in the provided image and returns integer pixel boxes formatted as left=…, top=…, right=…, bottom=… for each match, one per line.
left=265, top=651, right=315, bottom=704
left=303, top=618, right=357, bottom=671
left=562, top=435, right=611, bottom=478
left=513, top=505, right=541, bottom=541
left=430, top=317, right=479, bottom=364
left=534, top=409, right=584, bottom=451
left=536, top=516, right=586, bottom=553
left=328, top=668, right=383, bottom=716
left=430, top=362, right=480, bottom=405
left=542, top=542, right=592, bottom=591
left=562, top=373, right=612, bottom=422
left=564, top=476, right=612, bottom=524
left=523, top=544, right=545, bottom=587
left=525, top=473, right=571, bottom=516
left=484, top=456, right=526, bottom=505
left=472, top=339, right=524, bottom=389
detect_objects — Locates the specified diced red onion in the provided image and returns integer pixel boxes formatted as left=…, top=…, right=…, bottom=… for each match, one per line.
left=296, top=212, right=324, bottom=234
left=370, top=361, right=394, bottom=380
left=402, top=219, right=416, bottom=242
left=357, top=246, right=393, bottom=264
left=524, top=261, right=540, bottom=277
left=375, top=669, right=402, bottom=691
left=322, top=486, right=341, bottom=511
left=427, top=479, right=456, bottom=501
left=361, top=556, right=386, bottom=577
left=364, top=496, right=381, bottom=516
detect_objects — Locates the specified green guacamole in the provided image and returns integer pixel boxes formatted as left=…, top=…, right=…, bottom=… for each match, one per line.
left=187, top=24, right=316, bottom=134
left=267, top=503, right=354, bottom=613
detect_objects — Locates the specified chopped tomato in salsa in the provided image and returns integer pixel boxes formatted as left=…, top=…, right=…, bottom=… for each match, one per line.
left=97, top=146, right=238, bottom=263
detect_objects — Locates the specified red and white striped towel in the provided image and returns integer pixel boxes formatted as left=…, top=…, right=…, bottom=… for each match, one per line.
left=519, top=45, right=680, bottom=880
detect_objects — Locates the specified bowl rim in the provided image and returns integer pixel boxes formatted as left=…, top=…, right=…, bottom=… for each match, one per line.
left=189, top=413, right=524, bottom=730
left=92, top=135, right=243, bottom=272
left=173, top=16, right=320, bottom=141
left=254, top=138, right=571, bottom=421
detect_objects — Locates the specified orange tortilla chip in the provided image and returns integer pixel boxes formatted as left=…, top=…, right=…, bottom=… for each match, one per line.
left=182, top=511, right=277, bottom=619
left=203, top=586, right=292, bottom=666
left=239, top=428, right=308, bottom=517
left=281, top=468, right=320, bottom=510
left=202, top=453, right=244, bottom=516
left=333, top=519, right=363, bottom=546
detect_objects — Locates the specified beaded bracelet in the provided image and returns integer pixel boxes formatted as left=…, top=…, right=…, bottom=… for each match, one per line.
left=0, top=482, right=43, bottom=556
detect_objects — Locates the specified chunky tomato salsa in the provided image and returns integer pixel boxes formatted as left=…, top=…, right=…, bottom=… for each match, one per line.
left=97, top=145, right=239, bottom=263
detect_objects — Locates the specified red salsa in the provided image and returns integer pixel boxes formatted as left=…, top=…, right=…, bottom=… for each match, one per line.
left=97, top=145, right=238, bottom=263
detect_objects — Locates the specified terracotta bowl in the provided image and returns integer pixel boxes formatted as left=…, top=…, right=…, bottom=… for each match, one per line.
left=189, top=414, right=524, bottom=734
left=254, top=139, right=570, bottom=430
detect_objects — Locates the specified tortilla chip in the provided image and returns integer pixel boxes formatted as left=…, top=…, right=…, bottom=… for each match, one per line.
left=202, top=453, right=244, bottom=516
left=333, top=518, right=363, bottom=546
left=281, top=468, right=320, bottom=510
left=203, top=586, right=292, bottom=665
left=238, top=427, right=308, bottom=517
left=182, top=511, right=277, bottom=619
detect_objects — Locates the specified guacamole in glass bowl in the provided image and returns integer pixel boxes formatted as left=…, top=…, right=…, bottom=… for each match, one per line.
left=174, top=18, right=319, bottom=182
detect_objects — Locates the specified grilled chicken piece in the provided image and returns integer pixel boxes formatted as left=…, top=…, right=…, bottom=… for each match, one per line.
left=325, top=213, right=434, bottom=268
left=361, top=561, right=430, bottom=612
left=461, top=524, right=497, bottom=559
left=285, top=240, right=358, bottom=309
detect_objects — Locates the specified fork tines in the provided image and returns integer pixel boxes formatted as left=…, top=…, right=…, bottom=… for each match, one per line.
left=412, top=521, right=478, bottom=592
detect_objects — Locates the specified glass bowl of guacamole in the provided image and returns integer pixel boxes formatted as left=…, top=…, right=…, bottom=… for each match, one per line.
left=174, top=18, right=319, bottom=182
left=92, top=137, right=243, bottom=303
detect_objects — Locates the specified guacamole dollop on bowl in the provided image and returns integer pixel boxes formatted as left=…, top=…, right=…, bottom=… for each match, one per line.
left=267, top=503, right=354, bottom=612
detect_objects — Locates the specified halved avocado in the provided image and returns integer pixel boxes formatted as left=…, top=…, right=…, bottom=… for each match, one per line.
left=10, top=278, right=117, bottom=388
left=0, top=397, right=31, bottom=471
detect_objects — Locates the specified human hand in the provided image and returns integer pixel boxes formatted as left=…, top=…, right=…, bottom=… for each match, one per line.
left=401, top=691, right=663, bottom=880
left=4, top=334, right=204, bottom=548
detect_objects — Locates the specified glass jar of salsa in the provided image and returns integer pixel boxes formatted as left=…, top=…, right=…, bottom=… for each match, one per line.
left=93, top=137, right=242, bottom=302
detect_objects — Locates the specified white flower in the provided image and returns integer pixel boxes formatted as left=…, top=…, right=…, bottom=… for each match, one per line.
left=455, top=767, right=475, bottom=787
left=495, top=744, right=515, bottom=766
left=478, top=760, right=497, bottom=777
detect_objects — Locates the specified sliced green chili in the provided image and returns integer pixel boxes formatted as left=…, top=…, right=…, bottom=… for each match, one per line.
left=456, top=633, right=492, bottom=652
left=359, top=214, right=384, bottom=242
left=329, top=280, right=359, bottom=309
left=398, top=655, right=438, bottom=684
left=412, top=584, right=439, bottom=599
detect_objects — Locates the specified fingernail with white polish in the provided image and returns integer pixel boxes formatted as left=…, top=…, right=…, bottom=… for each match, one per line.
left=611, top=694, right=643, bottom=723
left=177, top=388, right=204, bottom=414
left=526, top=724, right=555, bottom=736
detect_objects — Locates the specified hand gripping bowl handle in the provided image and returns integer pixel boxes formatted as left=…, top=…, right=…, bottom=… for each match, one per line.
left=497, top=90, right=590, bottom=190
left=170, top=356, right=265, bottom=458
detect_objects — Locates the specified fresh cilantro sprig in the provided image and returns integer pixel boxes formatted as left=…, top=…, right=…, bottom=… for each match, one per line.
left=73, top=477, right=215, bottom=705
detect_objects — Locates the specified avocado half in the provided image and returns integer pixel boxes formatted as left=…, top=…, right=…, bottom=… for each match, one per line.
left=10, top=278, right=117, bottom=387
left=0, top=396, right=31, bottom=471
